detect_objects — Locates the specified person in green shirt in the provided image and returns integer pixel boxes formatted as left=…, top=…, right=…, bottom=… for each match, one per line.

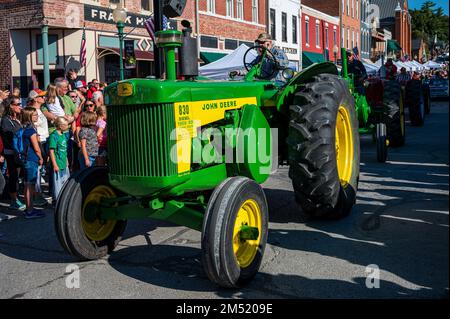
left=42, top=79, right=80, bottom=174
left=48, top=116, right=70, bottom=201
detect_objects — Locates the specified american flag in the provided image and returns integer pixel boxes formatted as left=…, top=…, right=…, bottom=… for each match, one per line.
left=144, top=14, right=169, bottom=43
left=352, top=46, right=360, bottom=60
left=80, top=26, right=86, bottom=67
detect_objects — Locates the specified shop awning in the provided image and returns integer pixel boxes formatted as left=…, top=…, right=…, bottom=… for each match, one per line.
left=302, top=51, right=325, bottom=68
left=200, top=51, right=227, bottom=64
left=97, top=47, right=154, bottom=61
left=387, top=40, right=402, bottom=52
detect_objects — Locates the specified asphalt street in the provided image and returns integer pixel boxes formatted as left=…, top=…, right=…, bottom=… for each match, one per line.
left=0, top=100, right=448, bottom=299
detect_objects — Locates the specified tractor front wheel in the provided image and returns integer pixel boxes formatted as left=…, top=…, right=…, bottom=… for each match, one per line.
left=55, top=166, right=127, bottom=260
left=288, top=74, right=360, bottom=219
left=384, top=80, right=405, bottom=147
left=376, top=123, right=388, bottom=163
left=201, top=177, right=268, bottom=288
left=406, top=80, right=425, bottom=126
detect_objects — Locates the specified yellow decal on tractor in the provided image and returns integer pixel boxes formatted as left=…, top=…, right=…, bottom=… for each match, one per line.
left=174, top=97, right=257, bottom=174
left=117, top=83, right=133, bottom=96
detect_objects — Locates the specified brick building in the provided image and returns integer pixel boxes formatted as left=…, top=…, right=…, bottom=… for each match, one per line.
left=371, top=0, right=411, bottom=58
left=0, top=0, right=165, bottom=95
left=300, top=4, right=340, bottom=68
left=192, top=0, right=267, bottom=63
left=0, top=0, right=268, bottom=94
left=302, top=0, right=361, bottom=54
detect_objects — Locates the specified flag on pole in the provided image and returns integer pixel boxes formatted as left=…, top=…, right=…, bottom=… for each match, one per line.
left=80, top=26, right=87, bottom=68
left=352, top=46, right=359, bottom=60
left=144, top=14, right=169, bottom=43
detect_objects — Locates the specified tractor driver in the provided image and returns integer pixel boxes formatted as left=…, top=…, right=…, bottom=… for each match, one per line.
left=346, top=50, right=368, bottom=95
left=234, top=33, right=289, bottom=83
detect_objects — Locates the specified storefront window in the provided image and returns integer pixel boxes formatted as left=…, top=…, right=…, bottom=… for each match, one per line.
left=36, top=34, right=58, bottom=65
left=141, top=0, right=152, bottom=11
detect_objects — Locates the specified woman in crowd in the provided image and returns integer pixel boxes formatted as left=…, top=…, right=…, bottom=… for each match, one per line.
left=20, top=107, right=44, bottom=218
left=0, top=97, right=25, bottom=211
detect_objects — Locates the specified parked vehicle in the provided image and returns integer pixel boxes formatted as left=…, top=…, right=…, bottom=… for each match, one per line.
left=429, top=78, right=449, bottom=99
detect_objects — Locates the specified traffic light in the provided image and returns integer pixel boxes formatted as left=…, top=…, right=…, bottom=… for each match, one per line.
left=163, top=0, right=187, bottom=18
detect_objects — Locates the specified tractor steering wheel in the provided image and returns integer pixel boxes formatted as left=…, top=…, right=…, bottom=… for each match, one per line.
left=243, top=45, right=279, bottom=80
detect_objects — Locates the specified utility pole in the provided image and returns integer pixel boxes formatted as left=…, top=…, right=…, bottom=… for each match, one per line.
left=153, top=0, right=164, bottom=78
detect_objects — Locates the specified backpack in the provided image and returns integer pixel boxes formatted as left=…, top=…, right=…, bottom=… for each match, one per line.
left=6, top=118, right=29, bottom=166
left=12, top=127, right=26, bottom=165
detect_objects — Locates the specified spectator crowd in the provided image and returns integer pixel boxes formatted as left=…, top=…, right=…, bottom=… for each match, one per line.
left=0, top=70, right=108, bottom=219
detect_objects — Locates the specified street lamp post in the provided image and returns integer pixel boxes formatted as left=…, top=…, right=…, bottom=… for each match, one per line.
left=333, top=44, right=339, bottom=65
left=113, top=4, right=127, bottom=81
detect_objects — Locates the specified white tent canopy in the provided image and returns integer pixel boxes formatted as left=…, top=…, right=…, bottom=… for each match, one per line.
left=423, top=60, right=444, bottom=70
left=361, top=58, right=379, bottom=75
left=199, top=44, right=257, bottom=80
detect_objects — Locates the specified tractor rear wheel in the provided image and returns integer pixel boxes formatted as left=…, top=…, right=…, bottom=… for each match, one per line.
left=55, top=166, right=127, bottom=260
left=201, top=177, right=268, bottom=288
left=288, top=74, right=360, bottom=219
left=383, top=80, right=405, bottom=147
left=406, top=80, right=425, bottom=126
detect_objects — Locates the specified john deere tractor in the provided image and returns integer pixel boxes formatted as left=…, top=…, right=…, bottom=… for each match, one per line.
left=55, top=1, right=360, bottom=288
left=340, top=53, right=405, bottom=163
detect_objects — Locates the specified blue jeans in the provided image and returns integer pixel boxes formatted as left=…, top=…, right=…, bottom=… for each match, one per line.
left=78, top=152, right=95, bottom=170
left=52, top=168, right=70, bottom=201
left=24, top=161, right=39, bottom=185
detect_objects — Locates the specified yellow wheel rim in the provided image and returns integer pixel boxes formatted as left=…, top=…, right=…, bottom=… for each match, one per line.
left=335, top=106, right=354, bottom=185
left=81, top=185, right=117, bottom=242
left=233, top=199, right=262, bottom=268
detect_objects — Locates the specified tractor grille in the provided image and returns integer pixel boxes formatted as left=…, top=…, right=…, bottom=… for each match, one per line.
left=108, top=103, right=177, bottom=177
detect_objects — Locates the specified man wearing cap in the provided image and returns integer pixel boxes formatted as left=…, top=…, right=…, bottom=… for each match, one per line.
left=244, top=33, right=289, bottom=82
left=73, top=80, right=88, bottom=108
left=384, top=58, right=397, bottom=81
left=75, top=80, right=88, bottom=97
left=28, top=89, right=50, bottom=206
left=346, top=50, right=368, bottom=95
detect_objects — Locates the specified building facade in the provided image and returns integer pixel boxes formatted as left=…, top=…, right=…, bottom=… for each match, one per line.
left=0, top=0, right=267, bottom=96
left=302, top=0, right=360, bottom=54
left=371, top=0, right=411, bottom=58
left=300, top=4, right=341, bottom=68
left=360, top=0, right=371, bottom=59
left=267, top=0, right=301, bottom=71
left=0, top=0, right=165, bottom=94
left=193, top=0, right=267, bottom=63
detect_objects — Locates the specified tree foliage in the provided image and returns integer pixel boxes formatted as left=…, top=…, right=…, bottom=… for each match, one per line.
left=410, top=1, right=449, bottom=47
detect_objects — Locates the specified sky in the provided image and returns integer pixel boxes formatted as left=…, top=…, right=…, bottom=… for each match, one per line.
left=409, top=0, right=449, bottom=15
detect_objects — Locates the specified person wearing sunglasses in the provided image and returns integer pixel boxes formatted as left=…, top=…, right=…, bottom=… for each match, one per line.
left=0, top=97, right=26, bottom=211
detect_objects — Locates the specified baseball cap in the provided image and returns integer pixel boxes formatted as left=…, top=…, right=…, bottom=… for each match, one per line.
left=255, top=33, right=272, bottom=43
left=75, top=80, right=87, bottom=89
left=28, top=88, right=47, bottom=99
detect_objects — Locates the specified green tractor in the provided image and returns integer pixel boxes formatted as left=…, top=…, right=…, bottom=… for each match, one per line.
left=340, top=52, right=406, bottom=163
left=55, top=4, right=360, bottom=288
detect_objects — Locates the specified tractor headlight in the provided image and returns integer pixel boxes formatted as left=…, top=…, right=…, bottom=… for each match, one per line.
left=282, top=68, right=294, bottom=80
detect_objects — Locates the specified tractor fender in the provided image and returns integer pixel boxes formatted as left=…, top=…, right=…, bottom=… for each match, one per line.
left=276, top=62, right=339, bottom=112
left=233, top=104, right=272, bottom=184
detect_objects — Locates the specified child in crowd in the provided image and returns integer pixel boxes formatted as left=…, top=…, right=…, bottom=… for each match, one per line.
left=78, top=111, right=98, bottom=169
left=95, top=105, right=107, bottom=166
left=45, top=84, right=65, bottom=117
left=21, top=107, right=45, bottom=219
left=48, top=117, right=69, bottom=201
